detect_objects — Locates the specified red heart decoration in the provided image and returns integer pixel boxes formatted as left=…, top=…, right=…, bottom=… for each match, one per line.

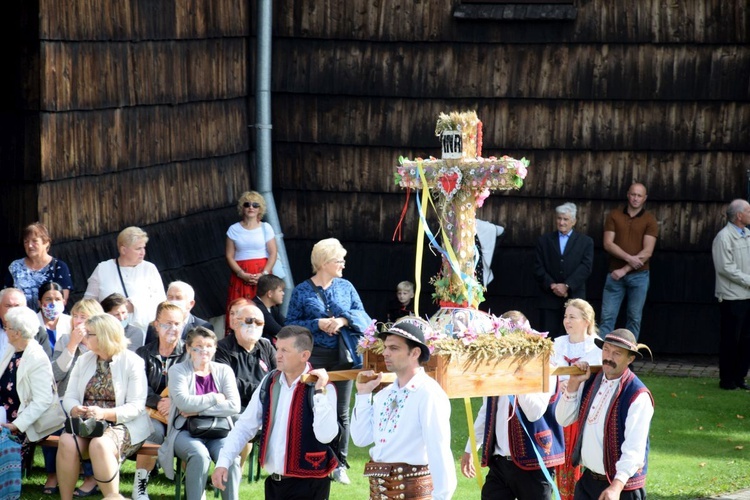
left=437, top=169, right=462, bottom=200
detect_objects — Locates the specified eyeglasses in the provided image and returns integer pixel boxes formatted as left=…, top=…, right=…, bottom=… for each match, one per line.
left=157, top=322, right=182, bottom=331
left=330, top=259, right=345, bottom=265
left=191, top=346, right=215, bottom=354
left=243, top=202, right=261, bottom=209
left=244, top=318, right=265, bottom=327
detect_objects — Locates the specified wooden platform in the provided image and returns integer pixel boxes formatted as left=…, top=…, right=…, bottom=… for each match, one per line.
left=363, top=350, right=550, bottom=398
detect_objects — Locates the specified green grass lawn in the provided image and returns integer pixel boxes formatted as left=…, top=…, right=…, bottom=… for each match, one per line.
left=19, top=375, right=750, bottom=499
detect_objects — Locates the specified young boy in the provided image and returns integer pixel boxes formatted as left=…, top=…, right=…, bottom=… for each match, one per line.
left=386, top=280, right=415, bottom=322
left=252, top=274, right=286, bottom=343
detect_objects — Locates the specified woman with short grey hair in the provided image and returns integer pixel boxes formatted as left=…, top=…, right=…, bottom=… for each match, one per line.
left=0, top=306, right=66, bottom=497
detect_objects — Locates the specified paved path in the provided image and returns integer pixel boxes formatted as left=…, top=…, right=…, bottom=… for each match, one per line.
left=632, top=354, right=719, bottom=378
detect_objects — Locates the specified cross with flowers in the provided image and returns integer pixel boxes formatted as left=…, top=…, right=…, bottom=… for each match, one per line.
left=394, top=111, right=529, bottom=309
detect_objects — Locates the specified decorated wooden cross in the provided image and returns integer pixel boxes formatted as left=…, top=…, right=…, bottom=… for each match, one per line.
left=394, top=111, right=529, bottom=310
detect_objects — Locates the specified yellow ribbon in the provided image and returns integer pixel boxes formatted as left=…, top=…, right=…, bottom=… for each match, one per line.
left=464, top=397, right=483, bottom=489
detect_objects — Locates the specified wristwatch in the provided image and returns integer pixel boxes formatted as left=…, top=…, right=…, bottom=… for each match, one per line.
left=314, top=387, right=327, bottom=395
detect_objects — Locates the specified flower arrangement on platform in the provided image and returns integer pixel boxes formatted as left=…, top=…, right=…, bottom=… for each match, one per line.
left=357, top=315, right=553, bottom=364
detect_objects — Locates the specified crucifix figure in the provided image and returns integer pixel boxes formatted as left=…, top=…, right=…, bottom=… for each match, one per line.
left=394, top=111, right=529, bottom=309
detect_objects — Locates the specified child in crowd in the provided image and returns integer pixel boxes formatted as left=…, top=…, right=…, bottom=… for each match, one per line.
left=386, top=280, right=415, bottom=322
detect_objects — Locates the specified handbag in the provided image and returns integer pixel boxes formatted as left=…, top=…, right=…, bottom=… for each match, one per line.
left=64, top=416, right=108, bottom=438
left=262, top=224, right=287, bottom=279
left=31, top=398, right=66, bottom=441
left=183, top=416, right=231, bottom=439
left=147, top=387, right=169, bottom=425
left=337, top=328, right=363, bottom=370
left=306, top=279, right=364, bottom=370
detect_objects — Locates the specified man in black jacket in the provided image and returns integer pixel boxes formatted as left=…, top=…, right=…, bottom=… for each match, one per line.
left=215, top=303, right=277, bottom=408
left=252, top=274, right=286, bottom=344
left=533, top=202, right=594, bottom=338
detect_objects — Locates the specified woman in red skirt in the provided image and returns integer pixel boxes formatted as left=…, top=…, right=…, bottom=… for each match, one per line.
left=225, top=191, right=277, bottom=315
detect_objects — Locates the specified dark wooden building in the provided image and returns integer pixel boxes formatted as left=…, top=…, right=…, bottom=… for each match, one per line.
left=1, top=0, right=748, bottom=354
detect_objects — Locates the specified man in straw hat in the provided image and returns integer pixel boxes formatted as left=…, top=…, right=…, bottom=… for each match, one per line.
left=350, top=318, right=457, bottom=499
left=555, top=328, right=654, bottom=500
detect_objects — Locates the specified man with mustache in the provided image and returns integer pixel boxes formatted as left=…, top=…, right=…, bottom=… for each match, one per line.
left=555, top=329, right=654, bottom=500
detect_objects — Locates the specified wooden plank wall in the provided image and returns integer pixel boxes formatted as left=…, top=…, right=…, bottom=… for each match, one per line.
left=0, top=0, right=253, bottom=318
left=270, top=0, right=750, bottom=354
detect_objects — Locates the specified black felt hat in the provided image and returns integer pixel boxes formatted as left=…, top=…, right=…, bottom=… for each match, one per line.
left=380, top=320, right=431, bottom=363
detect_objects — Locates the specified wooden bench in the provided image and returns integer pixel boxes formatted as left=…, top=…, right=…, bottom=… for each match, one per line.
left=37, top=435, right=256, bottom=499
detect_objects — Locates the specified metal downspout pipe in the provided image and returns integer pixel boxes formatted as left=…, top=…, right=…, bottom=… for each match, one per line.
left=254, top=0, right=293, bottom=314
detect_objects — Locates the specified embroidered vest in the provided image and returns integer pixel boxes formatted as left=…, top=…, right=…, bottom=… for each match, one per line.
left=258, top=370, right=338, bottom=478
left=481, top=390, right=565, bottom=470
left=572, top=369, right=652, bottom=490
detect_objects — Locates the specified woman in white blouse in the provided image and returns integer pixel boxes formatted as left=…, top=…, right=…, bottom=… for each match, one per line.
left=225, top=191, right=277, bottom=309
left=84, top=227, right=166, bottom=333
left=552, top=298, right=602, bottom=500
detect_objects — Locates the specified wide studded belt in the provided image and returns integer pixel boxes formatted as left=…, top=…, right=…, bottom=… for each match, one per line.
left=364, top=461, right=433, bottom=499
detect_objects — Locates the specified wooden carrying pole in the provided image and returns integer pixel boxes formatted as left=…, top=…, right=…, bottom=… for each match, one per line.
left=300, top=365, right=602, bottom=384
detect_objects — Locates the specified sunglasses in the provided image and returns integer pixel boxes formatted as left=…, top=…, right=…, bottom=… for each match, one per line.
left=243, top=202, right=261, bottom=209
left=244, top=318, right=265, bottom=327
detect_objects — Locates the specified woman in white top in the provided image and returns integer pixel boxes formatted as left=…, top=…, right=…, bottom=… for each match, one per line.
left=225, top=191, right=277, bottom=310
left=552, top=298, right=602, bottom=500
left=37, top=281, right=71, bottom=351
left=84, top=227, right=166, bottom=333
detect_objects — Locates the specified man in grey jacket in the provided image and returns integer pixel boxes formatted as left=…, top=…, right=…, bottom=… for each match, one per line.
left=712, top=198, right=750, bottom=390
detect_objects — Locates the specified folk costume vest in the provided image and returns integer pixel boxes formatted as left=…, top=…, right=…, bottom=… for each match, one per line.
left=481, top=392, right=565, bottom=470
left=572, top=369, right=652, bottom=490
left=258, top=370, right=338, bottom=478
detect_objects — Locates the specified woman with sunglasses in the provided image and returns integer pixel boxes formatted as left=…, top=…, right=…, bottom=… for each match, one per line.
left=225, top=191, right=278, bottom=314
left=159, top=326, right=241, bottom=500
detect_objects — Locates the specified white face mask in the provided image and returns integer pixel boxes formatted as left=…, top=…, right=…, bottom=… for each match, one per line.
left=241, top=323, right=263, bottom=341
left=120, top=316, right=130, bottom=329
left=169, top=300, right=188, bottom=312
left=42, top=301, right=64, bottom=321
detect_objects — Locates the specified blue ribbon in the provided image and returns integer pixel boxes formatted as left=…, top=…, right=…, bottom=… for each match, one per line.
left=508, top=395, right=562, bottom=500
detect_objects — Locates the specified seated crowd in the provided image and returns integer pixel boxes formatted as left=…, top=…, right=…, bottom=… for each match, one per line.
left=0, top=192, right=654, bottom=500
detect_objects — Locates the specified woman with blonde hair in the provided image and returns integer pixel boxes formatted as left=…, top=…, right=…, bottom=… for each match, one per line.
left=286, top=237, right=372, bottom=484
left=57, top=314, right=150, bottom=500
left=551, top=298, right=602, bottom=500
left=44, top=298, right=105, bottom=495
left=225, top=191, right=277, bottom=309
left=84, top=226, right=166, bottom=332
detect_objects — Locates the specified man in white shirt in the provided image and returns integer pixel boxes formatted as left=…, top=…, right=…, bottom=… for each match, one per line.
left=556, top=329, right=654, bottom=500
left=351, top=319, right=457, bottom=500
left=211, top=325, right=338, bottom=500
left=460, top=379, right=562, bottom=500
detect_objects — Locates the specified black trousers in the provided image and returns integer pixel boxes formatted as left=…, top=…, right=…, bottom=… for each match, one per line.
left=719, top=299, right=750, bottom=388
left=264, top=476, right=331, bottom=500
left=309, top=345, right=351, bottom=462
left=538, top=307, right=566, bottom=339
left=574, top=469, right=646, bottom=499
left=481, top=455, right=555, bottom=500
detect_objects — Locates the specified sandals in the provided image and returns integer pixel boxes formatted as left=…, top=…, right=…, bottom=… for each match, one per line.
left=73, top=484, right=100, bottom=497
left=42, top=486, right=59, bottom=495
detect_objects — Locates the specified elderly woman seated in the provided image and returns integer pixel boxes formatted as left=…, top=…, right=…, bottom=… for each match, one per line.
left=159, top=327, right=241, bottom=500
left=57, top=314, right=150, bottom=500
left=0, top=305, right=66, bottom=495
